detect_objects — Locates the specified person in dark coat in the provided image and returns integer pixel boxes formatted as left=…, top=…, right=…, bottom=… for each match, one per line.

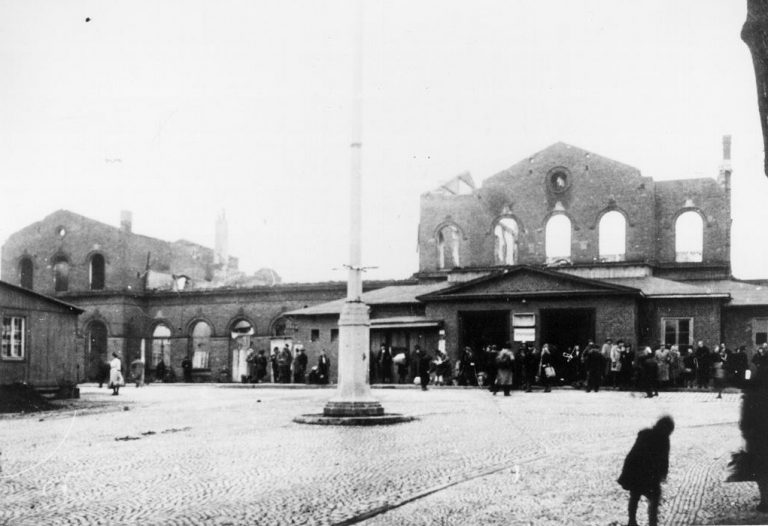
left=270, top=347, right=279, bottom=383
left=585, top=344, right=605, bottom=393
left=730, top=346, right=749, bottom=388
left=618, top=415, right=675, bottom=526
left=695, top=340, right=711, bottom=388
left=378, top=344, right=394, bottom=384
left=254, top=350, right=268, bottom=383
left=523, top=344, right=539, bottom=392
left=293, top=347, right=308, bottom=383
left=641, top=346, right=659, bottom=398
left=415, top=347, right=431, bottom=391
left=728, top=366, right=768, bottom=511
left=155, top=358, right=166, bottom=383
left=317, top=350, right=331, bottom=384
left=485, top=345, right=499, bottom=392
left=181, top=356, right=193, bottom=382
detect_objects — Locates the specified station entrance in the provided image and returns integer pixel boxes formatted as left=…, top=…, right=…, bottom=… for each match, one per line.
left=539, top=308, right=595, bottom=354
left=459, top=310, right=510, bottom=353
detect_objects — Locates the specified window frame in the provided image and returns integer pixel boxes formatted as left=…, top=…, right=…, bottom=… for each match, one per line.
left=1, top=315, right=26, bottom=361
left=544, top=213, right=572, bottom=264
left=661, top=317, right=694, bottom=350
left=674, top=210, right=704, bottom=263
left=598, top=210, right=627, bottom=262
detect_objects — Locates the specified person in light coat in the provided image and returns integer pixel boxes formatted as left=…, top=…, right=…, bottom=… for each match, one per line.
left=108, top=352, right=123, bottom=396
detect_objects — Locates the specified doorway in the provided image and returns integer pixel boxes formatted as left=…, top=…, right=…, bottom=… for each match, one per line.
left=86, top=321, right=108, bottom=381
left=459, top=310, right=510, bottom=353
left=539, top=308, right=595, bottom=354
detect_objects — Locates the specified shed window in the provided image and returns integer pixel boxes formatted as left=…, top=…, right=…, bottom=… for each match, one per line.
left=1, top=316, right=25, bottom=359
left=494, top=218, right=519, bottom=265
left=675, top=211, right=703, bottom=262
left=437, top=225, right=460, bottom=269
left=545, top=214, right=571, bottom=263
left=598, top=211, right=626, bottom=262
left=19, top=258, right=33, bottom=289
left=330, top=328, right=339, bottom=342
left=53, top=257, right=69, bottom=292
left=90, top=254, right=105, bottom=290
left=311, top=329, right=320, bottom=342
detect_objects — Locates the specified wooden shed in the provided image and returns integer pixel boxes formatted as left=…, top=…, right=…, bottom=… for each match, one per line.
left=0, top=280, right=83, bottom=388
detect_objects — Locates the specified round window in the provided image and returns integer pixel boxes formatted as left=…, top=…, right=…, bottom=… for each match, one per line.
left=547, top=169, right=571, bottom=193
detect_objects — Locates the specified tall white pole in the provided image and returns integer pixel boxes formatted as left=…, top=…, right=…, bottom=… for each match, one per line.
left=324, top=0, right=383, bottom=417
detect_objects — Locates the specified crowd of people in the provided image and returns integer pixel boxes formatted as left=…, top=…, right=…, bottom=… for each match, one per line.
left=367, top=339, right=768, bottom=396
left=243, top=343, right=332, bottom=385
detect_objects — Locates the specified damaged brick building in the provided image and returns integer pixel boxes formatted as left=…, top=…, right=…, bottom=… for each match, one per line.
left=1, top=210, right=396, bottom=384
left=287, top=138, right=768, bottom=369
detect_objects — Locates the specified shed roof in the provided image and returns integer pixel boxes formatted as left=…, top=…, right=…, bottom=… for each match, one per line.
left=0, top=280, right=85, bottom=314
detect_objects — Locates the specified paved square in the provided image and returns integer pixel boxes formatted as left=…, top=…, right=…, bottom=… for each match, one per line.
left=0, top=385, right=763, bottom=525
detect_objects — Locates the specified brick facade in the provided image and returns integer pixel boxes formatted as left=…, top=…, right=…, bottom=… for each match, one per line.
left=418, top=143, right=730, bottom=277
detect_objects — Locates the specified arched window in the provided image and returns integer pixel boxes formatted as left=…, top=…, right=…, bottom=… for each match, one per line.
left=598, top=211, right=626, bottom=262
left=437, top=224, right=460, bottom=269
left=89, top=254, right=105, bottom=290
left=545, top=214, right=572, bottom=263
left=19, top=257, right=33, bottom=289
left=190, top=321, right=212, bottom=369
left=675, top=211, right=703, bottom=262
left=494, top=218, right=519, bottom=265
left=52, top=256, right=69, bottom=292
left=151, top=324, right=172, bottom=369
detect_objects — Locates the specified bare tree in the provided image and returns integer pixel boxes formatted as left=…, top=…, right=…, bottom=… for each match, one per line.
left=743, top=0, right=768, bottom=176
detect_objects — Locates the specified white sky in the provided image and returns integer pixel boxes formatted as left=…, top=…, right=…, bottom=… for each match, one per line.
left=1, top=1, right=766, bottom=282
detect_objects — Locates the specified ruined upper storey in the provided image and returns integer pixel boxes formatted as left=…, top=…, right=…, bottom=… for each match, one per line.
left=417, top=142, right=731, bottom=279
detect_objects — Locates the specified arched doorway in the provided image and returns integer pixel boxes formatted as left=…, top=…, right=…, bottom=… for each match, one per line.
left=86, top=321, right=108, bottom=382
left=151, top=324, right=172, bottom=380
left=190, top=321, right=212, bottom=369
left=230, top=319, right=253, bottom=382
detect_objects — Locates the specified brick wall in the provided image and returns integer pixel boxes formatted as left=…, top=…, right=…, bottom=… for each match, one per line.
left=417, top=143, right=729, bottom=275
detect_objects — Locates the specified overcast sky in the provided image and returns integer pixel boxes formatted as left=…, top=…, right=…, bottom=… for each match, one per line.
left=0, top=1, right=765, bottom=283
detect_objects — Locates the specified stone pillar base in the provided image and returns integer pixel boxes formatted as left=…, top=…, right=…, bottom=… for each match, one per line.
left=323, top=401, right=384, bottom=417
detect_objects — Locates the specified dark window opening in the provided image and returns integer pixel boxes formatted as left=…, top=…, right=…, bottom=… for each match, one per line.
left=19, top=258, right=33, bottom=289
left=90, top=254, right=105, bottom=290
left=53, top=257, right=69, bottom=292
left=330, top=329, right=338, bottom=342
left=311, top=329, right=320, bottom=342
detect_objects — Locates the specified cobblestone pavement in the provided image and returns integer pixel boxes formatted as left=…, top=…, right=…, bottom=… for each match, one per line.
left=0, top=385, right=764, bottom=525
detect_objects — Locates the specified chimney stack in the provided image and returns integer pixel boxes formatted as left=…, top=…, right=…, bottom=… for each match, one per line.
left=214, top=210, right=229, bottom=268
left=120, top=210, right=133, bottom=233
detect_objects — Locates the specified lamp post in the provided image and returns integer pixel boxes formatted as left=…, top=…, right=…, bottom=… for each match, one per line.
left=321, top=0, right=384, bottom=418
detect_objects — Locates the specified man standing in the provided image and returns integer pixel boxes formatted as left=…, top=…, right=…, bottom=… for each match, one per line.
left=270, top=347, right=279, bottom=383
left=378, top=343, right=393, bottom=384
left=641, top=347, right=659, bottom=398
left=181, top=355, right=193, bottom=383
left=254, top=349, right=268, bottom=383
left=618, top=416, right=675, bottom=526
left=293, top=347, right=308, bottom=384
left=415, top=347, right=431, bottom=391
left=317, top=350, right=331, bottom=384
left=278, top=344, right=293, bottom=383
left=695, top=340, right=711, bottom=389
left=585, top=344, right=606, bottom=393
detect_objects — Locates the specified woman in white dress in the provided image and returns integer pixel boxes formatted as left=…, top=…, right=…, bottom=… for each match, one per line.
left=108, top=352, right=123, bottom=396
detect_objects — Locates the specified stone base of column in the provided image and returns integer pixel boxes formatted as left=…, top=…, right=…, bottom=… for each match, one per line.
left=323, top=400, right=384, bottom=417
